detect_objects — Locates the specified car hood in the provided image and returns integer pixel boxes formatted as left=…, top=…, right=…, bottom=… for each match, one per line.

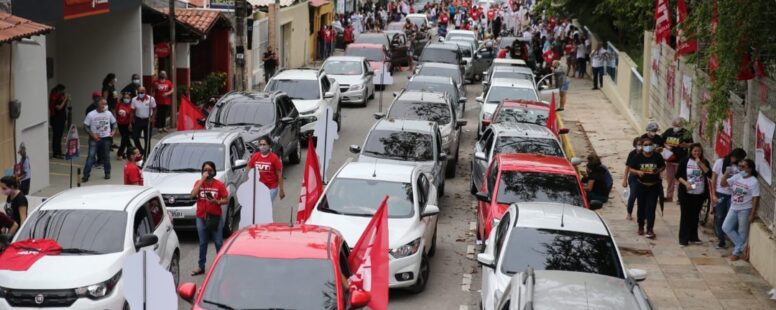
left=328, top=74, right=365, bottom=86
left=482, top=102, right=498, bottom=115
left=214, top=123, right=273, bottom=143
left=292, top=99, right=324, bottom=114
left=143, top=171, right=226, bottom=194
left=307, top=212, right=421, bottom=249
left=0, top=252, right=124, bottom=289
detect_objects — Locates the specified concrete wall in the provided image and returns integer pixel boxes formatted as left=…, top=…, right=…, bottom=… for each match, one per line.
left=276, top=3, right=310, bottom=69
left=0, top=45, right=15, bottom=177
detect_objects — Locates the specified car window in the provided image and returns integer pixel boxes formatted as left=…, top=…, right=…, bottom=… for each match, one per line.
left=406, top=81, right=457, bottom=100
left=345, top=47, right=385, bottom=62
left=419, top=48, right=459, bottom=65
left=133, top=205, right=153, bottom=243
left=494, top=107, right=549, bottom=126
left=363, top=130, right=434, bottom=161
left=145, top=143, right=225, bottom=173
left=486, top=161, right=499, bottom=193
left=417, top=67, right=462, bottom=85
left=323, top=60, right=364, bottom=75
left=482, top=130, right=495, bottom=155
left=494, top=212, right=511, bottom=263
left=266, top=79, right=321, bottom=100
left=209, top=99, right=275, bottom=127
left=144, top=197, right=164, bottom=230
left=495, top=136, right=564, bottom=157
left=497, top=171, right=584, bottom=206
left=16, top=210, right=127, bottom=254
left=485, top=86, right=538, bottom=103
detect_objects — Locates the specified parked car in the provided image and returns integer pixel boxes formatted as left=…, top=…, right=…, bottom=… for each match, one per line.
left=474, top=153, right=589, bottom=241
left=482, top=66, right=535, bottom=93
left=306, top=162, right=441, bottom=292
left=444, top=40, right=476, bottom=82
left=478, top=203, right=647, bottom=310
left=1, top=185, right=181, bottom=309
left=494, top=270, right=653, bottom=310
left=472, top=46, right=498, bottom=81
left=177, top=224, right=370, bottom=310
left=477, top=78, right=540, bottom=137
left=322, top=56, right=375, bottom=107
left=350, top=119, right=448, bottom=195
left=205, top=91, right=301, bottom=162
left=415, top=62, right=467, bottom=99
left=345, top=43, right=393, bottom=88
left=482, top=59, right=530, bottom=84
left=418, top=43, right=464, bottom=75
left=405, top=75, right=466, bottom=117
left=490, top=99, right=551, bottom=127
left=444, top=29, right=479, bottom=46
left=471, top=123, right=567, bottom=194
left=142, top=129, right=249, bottom=235
left=355, top=32, right=409, bottom=69
left=265, top=68, right=342, bottom=134
left=387, top=90, right=466, bottom=176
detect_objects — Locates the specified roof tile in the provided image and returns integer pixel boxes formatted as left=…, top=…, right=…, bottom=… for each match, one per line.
left=0, top=12, right=53, bottom=44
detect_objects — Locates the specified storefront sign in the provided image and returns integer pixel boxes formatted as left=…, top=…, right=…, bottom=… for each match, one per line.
left=64, top=0, right=110, bottom=20
left=154, top=43, right=171, bottom=58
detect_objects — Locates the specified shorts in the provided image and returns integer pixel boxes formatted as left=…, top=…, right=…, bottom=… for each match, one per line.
left=560, top=80, right=570, bottom=92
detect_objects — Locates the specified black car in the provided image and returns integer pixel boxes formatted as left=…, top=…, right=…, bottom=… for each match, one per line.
left=206, top=91, right=302, bottom=164
left=418, top=43, right=464, bottom=75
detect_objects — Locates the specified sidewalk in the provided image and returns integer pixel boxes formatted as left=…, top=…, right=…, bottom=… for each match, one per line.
left=562, top=78, right=776, bottom=310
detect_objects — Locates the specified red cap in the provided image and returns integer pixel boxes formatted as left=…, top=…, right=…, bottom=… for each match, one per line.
left=92, top=91, right=102, bottom=98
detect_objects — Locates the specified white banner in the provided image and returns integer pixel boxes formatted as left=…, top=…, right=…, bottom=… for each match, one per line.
left=756, top=112, right=775, bottom=185
left=650, top=46, right=660, bottom=88
left=237, top=169, right=274, bottom=227
left=680, top=74, right=692, bottom=120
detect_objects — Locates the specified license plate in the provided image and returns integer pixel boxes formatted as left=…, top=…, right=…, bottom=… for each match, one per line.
left=170, top=210, right=184, bottom=219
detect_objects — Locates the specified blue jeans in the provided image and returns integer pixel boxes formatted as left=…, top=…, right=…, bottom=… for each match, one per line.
left=269, top=187, right=278, bottom=201
left=722, top=208, right=752, bottom=256
left=714, top=192, right=731, bottom=246
left=83, top=137, right=111, bottom=178
left=196, top=214, right=225, bottom=269
left=627, top=175, right=639, bottom=215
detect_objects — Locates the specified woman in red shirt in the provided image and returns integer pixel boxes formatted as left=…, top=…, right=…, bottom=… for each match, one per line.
left=248, top=136, right=285, bottom=201
left=152, top=71, right=174, bottom=133
left=116, top=92, right=134, bottom=159
left=123, top=147, right=143, bottom=185
left=190, top=161, right=228, bottom=276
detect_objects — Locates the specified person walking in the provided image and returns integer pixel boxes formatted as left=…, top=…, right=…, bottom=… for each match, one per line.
left=721, top=159, right=760, bottom=261
left=14, top=143, right=30, bottom=195
left=590, top=43, right=608, bottom=90
left=262, top=46, right=278, bottom=85
left=115, top=92, right=134, bottom=159
left=1, top=176, right=28, bottom=226
left=123, top=147, right=144, bottom=186
left=121, top=73, right=142, bottom=98
left=662, top=117, right=693, bottom=202
left=552, top=60, right=569, bottom=111
left=153, top=71, right=174, bottom=133
left=248, top=136, right=285, bottom=201
left=641, top=121, right=664, bottom=148
left=623, top=137, right=643, bottom=221
left=82, top=98, right=117, bottom=182
left=190, top=161, right=228, bottom=276
left=49, top=84, right=70, bottom=159
left=675, top=143, right=711, bottom=246
left=574, top=38, right=586, bottom=78
left=710, top=148, right=747, bottom=249
left=131, top=86, right=156, bottom=157
left=629, top=137, right=665, bottom=239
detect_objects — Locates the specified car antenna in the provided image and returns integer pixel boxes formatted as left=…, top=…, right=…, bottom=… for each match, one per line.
left=560, top=204, right=566, bottom=228
left=372, top=158, right=378, bottom=178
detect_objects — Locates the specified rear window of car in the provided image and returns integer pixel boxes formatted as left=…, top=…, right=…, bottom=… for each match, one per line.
left=497, top=171, right=583, bottom=206
left=494, top=136, right=563, bottom=157
left=355, top=34, right=389, bottom=47
left=419, top=48, right=460, bottom=65
left=346, top=47, right=385, bottom=62
left=363, top=130, right=434, bottom=161
left=388, top=100, right=451, bottom=125
left=493, top=107, right=549, bottom=126
left=417, top=66, right=462, bottom=85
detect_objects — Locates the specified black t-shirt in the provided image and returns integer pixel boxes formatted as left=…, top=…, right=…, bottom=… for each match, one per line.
left=0, top=212, right=14, bottom=229
left=661, top=128, right=693, bottom=161
left=5, top=193, right=28, bottom=224
left=628, top=153, right=665, bottom=184
left=85, top=102, right=98, bottom=116
left=102, top=84, right=117, bottom=108
left=121, top=83, right=139, bottom=98
left=640, top=133, right=664, bottom=148
left=588, top=166, right=611, bottom=196
left=625, top=149, right=639, bottom=167
left=263, top=51, right=277, bottom=71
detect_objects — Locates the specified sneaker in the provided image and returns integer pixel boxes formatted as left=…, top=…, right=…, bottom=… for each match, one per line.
left=81, top=176, right=89, bottom=183
left=104, top=175, right=111, bottom=180
left=679, top=242, right=688, bottom=247
left=645, top=231, right=656, bottom=239
left=637, top=228, right=644, bottom=236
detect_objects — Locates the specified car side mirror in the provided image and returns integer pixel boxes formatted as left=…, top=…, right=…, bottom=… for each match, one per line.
left=589, top=200, right=604, bottom=210
left=439, top=152, right=448, bottom=161
left=474, top=151, right=487, bottom=161
left=570, top=156, right=584, bottom=166
left=477, top=253, right=495, bottom=269
left=393, top=91, right=400, bottom=97
left=324, top=91, right=335, bottom=99
left=476, top=96, right=484, bottom=103
left=233, top=159, right=248, bottom=170
left=177, top=282, right=197, bottom=303
left=134, top=234, right=158, bottom=251
left=349, top=145, right=361, bottom=154
left=628, top=268, right=648, bottom=282
left=422, top=204, right=440, bottom=217
left=350, top=289, right=371, bottom=308
left=456, top=120, right=467, bottom=129
left=475, top=191, right=490, bottom=202
left=558, top=128, right=570, bottom=134
left=373, top=112, right=385, bottom=120
left=281, top=116, right=295, bottom=124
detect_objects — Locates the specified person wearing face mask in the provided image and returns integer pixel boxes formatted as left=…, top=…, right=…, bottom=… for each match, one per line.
left=662, top=117, right=693, bottom=202
left=123, top=147, right=143, bottom=186
left=623, top=137, right=643, bottom=221
left=82, top=99, right=117, bottom=182
left=640, top=121, right=664, bottom=149
left=131, top=86, right=157, bottom=157
left=190, top=161, right=228, bottom=276
left=248, top=136, right=285, bottom=201
left=710, top=148, right=746, bottom=249
left=101, top=73, right=118, bottom=113
left=628, top=137, right=665, bottom=239
left=675, top=143, right=711, bottom=246
left=14, top=143, right=31, bottom=195
left=153, top=71, right=174, bottom=133
left=121, top=73, right=142, bottom=98
left=115, top=92, right=135, bottom=160
left=721, top=158, right=759, bottom=261
left=1, top=176, right=27, bottom=227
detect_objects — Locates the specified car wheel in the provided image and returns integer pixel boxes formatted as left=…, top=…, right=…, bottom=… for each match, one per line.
left=288, top=139, right=301, bottom=164
left=407, top=254, right=430, bottom=294
left=169, top=251, right=180, bottom=287
left=438, top=179, right=445, bottom=197
left=445, top=156, right=457, bottom=178
left=428, top=226, right=438, bottom=257
left=336, top=106, right=342, bottom=132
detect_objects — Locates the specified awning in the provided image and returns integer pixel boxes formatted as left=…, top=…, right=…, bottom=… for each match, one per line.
left=172, top=9, right=231, bottom=34
left=247, top=0, right=296, bottom=8
left=309, top=0, right=331, bottom=7
left=0, top=12, right=53, bottom=44
left=142, top=6, right=231, bottom=42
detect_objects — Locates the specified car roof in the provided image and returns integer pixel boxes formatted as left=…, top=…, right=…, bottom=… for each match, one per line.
left=336, top=161, right=416, bottom=183
left=425, top=43, right=460, bottom=51
left=226, top=223, right=341, bottom=259
left=489, top=123, right=557, bottom=139
left=160, top=128, right=241, bottom=144
left=500, top=99, right=548, bottom=109
left=40, top=185, right=154, bottom=211
left=273, top=69, right=319, bottom=80
left=490, top=78, right=535, bottom=89
left=493, top=58, right=528, bottom=65
left=374, top=118, right=436, bottom=133
left=493, top=66, right=534, bottom=75
left=325, top=56, right=367, bottom=63
left=447, top=30, right=476, bottom=36
left=358, top=32, right=389, bottom=38
left=410, top=75, right=454, bottom=84
left=419, top=62, right=460, bottom=70
left=512, top=202, right=608, bottom=235
left=217, top=91, right=274, bottom=104
left=496, top=153, right=576, bottom=174
left=445, top=41, right=473, bottom=50
left=347, top=43, right=384, bottom=50
left=397, top=90, right=448, bottom=103
left=509, top=271, right=641, bottom=309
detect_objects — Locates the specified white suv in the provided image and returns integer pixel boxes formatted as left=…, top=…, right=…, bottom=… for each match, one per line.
left=0, top=185, right=181, bottom=310
left=142, top=129, right=249, bottom=236
left=265, top=69, right=342, bottom=135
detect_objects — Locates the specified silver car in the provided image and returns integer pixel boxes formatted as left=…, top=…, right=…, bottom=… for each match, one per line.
left=405, top=75, right=466, bottom=118
left=444, top=40, right=476, bottom=82
left=350, top=119, right=448, bottom=195
left=322, top=56, right=375, bottom=107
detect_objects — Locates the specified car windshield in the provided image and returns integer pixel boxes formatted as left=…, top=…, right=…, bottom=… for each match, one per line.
left=407, top=16, right=425, bottom=26
left=417, top=67, right=461, bottom=85
left=200, top=256, right=338, bottom=310
left=497, top=171, right=583, bottom=206
left=447, top=33, right=474, bottom=41
left=386, top=23, right=404, bottom=31
left=419, top=48, right=459, bottom=65
left=498, top=37, right=517, bottom=49
left=16, top=210, right=127, bottom=254
left=209, top=100, right=274, bottom=127
left=407, top=81, right=456, bottom=98
left=486, top=86, right=538, bottom=104
left=495, top=136, right=563, bottom=157
left=266, top=79, right=320, bottom=100
left=318, top=178, right=414, bottom=218
left=494, top=107, right=549, bottom=126
left=346, top=47, right=385, bottom=62
left=363, top=130, right=434, bottom=161
left=145, top=143, right=225, bottom=172
left=501, top=227, right=623, bottom=278
left=492, top=71, right=533, bottom=81
left=355, top=34, right=389, bottom=47
left=324, top=60, right=363, bottom=75
left=388, top=101, right=451, bottom=125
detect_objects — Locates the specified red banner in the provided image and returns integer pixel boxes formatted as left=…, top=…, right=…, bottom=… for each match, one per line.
left=547, top=93, right=558, bottom=135
left=177, top=96, right=205, bottom=131
left=348, top=196, right=389, bottom=310
left=675, top=0, right=697, bottom=58
left=64, top=0, right=110, bottom=20
left=297, top=136, right=323, bottom=224
left=715, top=111, right=733, bottom=158
left=654, top=0, right=671, bottom=44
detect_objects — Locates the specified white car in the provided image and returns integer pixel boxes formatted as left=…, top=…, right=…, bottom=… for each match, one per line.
left=477, top=203, right=647, bottom=310
left=322, top=56, right=375, bottom=107
left=444, top=29, right=479, bottom=45
left=476, top=78, right=539, bottom=137
left=306, top=162, right=440, bottom=292
left=265, top=69, right=342, bottom=135
left=0, top=185, right=181, bottom=309
left=142, top=129, right=249, bottom=236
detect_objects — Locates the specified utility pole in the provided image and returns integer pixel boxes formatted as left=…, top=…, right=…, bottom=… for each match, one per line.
left=169, top=0, right=178, bottom=127
left=235, top=0, right=247, bottom=91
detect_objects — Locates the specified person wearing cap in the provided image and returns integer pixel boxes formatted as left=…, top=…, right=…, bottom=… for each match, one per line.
left=85, top=91, right=103, bottom=116
left=14, top=143, right=30, bottom=195
left=641, top=121, right=664, bottom=150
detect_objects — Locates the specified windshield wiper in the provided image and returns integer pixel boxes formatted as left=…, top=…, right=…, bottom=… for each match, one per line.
left=209, top=121, right=227, bottom=127
left=60, top=248, right=103, bottom=254
left=168, top=168, right=200, bottom=172
left=201, top=299, right=236, bottom=310
left=144, top=166, right=169, bottom=172
left=226, top=122, right=261, bottom=127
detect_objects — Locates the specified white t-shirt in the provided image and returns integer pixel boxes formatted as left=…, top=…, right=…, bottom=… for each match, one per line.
left=591, top=48, right=608, bottom=68
left=131, top=95, right=157, bottom=119
left=84, top=110, right=117, bottom=138
left=728, top=174, right=759, bottom=210
left=575, top=44, right=586, bottom=58
left=712, top=158, right=737, bottom=195
left=686, top=159, right=705, bottom=195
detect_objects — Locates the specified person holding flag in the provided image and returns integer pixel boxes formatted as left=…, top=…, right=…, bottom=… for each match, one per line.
left=248, top=136, right=285, bottom=202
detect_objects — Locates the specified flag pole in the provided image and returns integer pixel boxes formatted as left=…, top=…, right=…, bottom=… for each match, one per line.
left=322, top=108, right=329, bottom=185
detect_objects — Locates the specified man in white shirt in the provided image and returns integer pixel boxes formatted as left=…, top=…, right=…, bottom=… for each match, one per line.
left=82, top=98, right=117, bottom=182
left=590, top=44, right=609, bottom=90
left=131, top=86, right=157, bottom=157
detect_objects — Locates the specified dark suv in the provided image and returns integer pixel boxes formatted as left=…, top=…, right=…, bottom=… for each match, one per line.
left=206, top=91, right=302, bottom=164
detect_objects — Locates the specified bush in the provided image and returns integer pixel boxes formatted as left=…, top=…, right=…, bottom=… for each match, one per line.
left=190, top=72, right=227, bottom=106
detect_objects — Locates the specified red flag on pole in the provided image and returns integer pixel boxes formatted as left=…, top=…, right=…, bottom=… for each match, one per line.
left=177, top=96, right=205, bottom=131
left=675, top=0, right=697, bottom=58
left=654, top=0, right=671, bottom=44
left=348, top=196, right=389, bottom=310
left=297, top=136, right=323, bottom=224
left=547, top=93, right=558, bottom=135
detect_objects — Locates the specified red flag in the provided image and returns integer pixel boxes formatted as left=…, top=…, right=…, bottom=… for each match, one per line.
left=297, top=136, right=323, bottom=224
left=654, top=0, right=671, bottom=44
left=675, top=0, right=697, bottom=58
left=547, top=93, right=558, bottom=135
left=177, top=96, right=205, bottom=131
left=348, top=196, right=389, bottom=310
left=0, top=239, right=62, bottom=271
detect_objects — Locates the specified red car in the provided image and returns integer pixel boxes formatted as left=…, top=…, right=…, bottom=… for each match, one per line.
left=474, top=153, right=589, bottom=241
left=177, top=224, right=370, bottom=310
left=346, top=43, right=393, bottom=73
left=491, top=99, right=552, bottom=127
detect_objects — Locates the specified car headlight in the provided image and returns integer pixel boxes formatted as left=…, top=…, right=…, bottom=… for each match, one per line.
left=390, top=238, right=421, bottom=258
left=75, top=270, right=121, bottom=300
left=482, top=111, right=493, bottom=120
left=349, top=83, right=365, bottom=91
